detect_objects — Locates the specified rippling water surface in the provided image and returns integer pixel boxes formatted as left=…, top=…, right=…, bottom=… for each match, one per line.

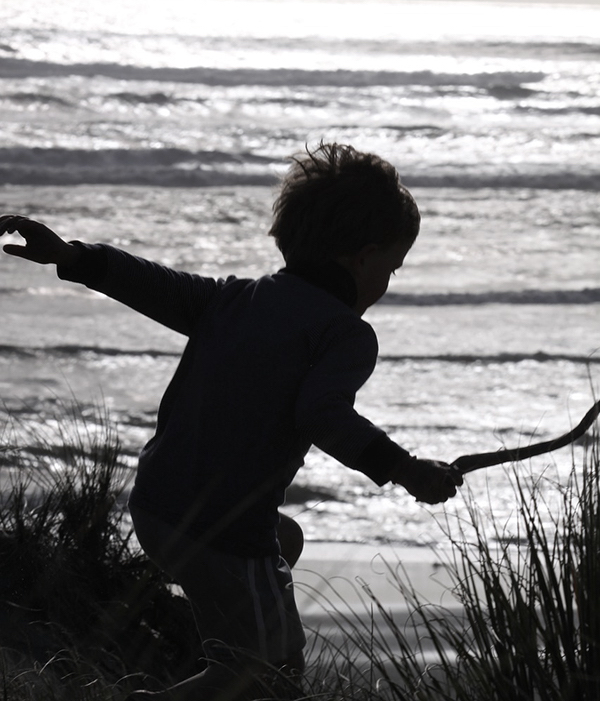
left=1, top=0, right=598, bottom=545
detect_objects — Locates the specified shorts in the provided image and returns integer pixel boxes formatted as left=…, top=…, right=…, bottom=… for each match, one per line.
left=129, top=503, right=306, bottom=665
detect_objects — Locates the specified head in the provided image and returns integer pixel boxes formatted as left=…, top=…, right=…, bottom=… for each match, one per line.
left=269, top=142, right=420, bottom=313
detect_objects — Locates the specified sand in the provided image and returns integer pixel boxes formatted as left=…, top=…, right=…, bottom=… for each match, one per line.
left=293, top=541, right=462, bottom=669
left=295, top=541, right=456, bottom=611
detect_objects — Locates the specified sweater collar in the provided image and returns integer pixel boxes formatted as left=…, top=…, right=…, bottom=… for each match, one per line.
left=280, top=260, right=358, bottom=309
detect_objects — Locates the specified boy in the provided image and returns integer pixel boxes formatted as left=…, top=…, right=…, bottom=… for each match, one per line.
left=1, top=143, right=462, bottom=700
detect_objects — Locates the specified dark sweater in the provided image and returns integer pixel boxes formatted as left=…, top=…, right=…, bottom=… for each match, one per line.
left=59, top=244, right=413, bottom=556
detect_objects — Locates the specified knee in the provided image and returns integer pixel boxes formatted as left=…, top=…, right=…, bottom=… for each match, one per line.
left=276, top=649, right=305, bottom=680
left=285, top=649, right=306, bottom=675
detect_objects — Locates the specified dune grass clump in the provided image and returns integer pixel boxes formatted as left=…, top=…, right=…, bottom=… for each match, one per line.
left=299, top=431, right=600, bottom=701
left=0, top=402, right=199, bottom=699
left=1, top=400, right=599, bottom=700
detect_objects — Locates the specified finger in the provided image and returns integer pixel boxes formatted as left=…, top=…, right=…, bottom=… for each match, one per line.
left=0, top=215, right=28, bottom=235
left=418, top=492, right=448, bottom=505
left=0, top=215, right=19, bottom=235
left=426, top=491, right=447, bottom=504
left=2, top=244, right=31, bottom=259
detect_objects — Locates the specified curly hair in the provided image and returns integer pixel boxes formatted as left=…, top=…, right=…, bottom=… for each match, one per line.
left=269, top=143, right=420, bottom=267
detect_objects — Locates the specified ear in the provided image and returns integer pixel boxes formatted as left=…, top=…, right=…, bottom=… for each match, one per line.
left=336, top=244, right=380, bottom=277
left=355, top=243, right=380, bottom=267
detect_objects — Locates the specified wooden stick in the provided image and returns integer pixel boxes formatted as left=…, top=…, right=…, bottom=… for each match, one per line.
left=451, top=401, right=600, bottom=474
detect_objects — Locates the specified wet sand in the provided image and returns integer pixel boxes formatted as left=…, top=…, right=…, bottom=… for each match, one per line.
left=295, top=542, right=462, bottom=671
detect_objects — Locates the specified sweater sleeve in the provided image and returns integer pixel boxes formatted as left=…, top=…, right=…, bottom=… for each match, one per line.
left=57, top=242, right=222, bottom=336
left=354, top=433, right=414, bottom=486
left=294, top=316, right=413, bottom=486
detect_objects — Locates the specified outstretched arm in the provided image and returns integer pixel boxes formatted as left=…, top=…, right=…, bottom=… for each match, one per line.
left=1, top=215, right=80, bottom=268
left=1, top=214, right=221, bottom=336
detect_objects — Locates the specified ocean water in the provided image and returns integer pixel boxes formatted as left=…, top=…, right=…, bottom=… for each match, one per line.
left=0, top=0, right=599, bottom=547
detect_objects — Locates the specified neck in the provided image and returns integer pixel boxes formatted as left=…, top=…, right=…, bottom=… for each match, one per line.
left=281, top=260, right=358, bottom=309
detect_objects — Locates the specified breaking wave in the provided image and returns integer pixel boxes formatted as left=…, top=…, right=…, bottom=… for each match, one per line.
left=381, top=288, right=600, bottom=306
left=1, top=345, right=597, bottom=366
left=378, top=351, right=600, bottom=365
left=0, top=57, right=547, bottom=89
left=1, top=146, right=600, bottom=189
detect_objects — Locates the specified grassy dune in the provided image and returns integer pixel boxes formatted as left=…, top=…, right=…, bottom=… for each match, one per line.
left=0, top=403, right=598, bottom=700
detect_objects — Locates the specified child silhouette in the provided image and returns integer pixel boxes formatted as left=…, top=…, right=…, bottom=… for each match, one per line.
left=1, top=142, right=462, bottom=700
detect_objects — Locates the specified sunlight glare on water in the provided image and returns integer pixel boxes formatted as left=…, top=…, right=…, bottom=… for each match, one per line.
left=1, top=0, right=598, bottom=547
left=3, top=0, right=600, bottom=42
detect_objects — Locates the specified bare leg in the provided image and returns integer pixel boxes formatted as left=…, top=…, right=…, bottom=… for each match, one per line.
left=276, top=513, right=304, bottom=569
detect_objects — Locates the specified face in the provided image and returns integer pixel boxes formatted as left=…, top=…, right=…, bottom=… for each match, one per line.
left=338, top=237, right=414, bottom=315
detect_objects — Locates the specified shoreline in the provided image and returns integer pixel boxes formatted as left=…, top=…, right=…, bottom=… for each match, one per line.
left=294, top=541, right=461, bottom=671
left=295, top=541, right=456, bottom=613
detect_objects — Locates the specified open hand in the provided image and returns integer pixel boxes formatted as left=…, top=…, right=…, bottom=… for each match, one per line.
left=392, top=458, right=463, bottom=505
left=0, top=214, right=79, bottom=267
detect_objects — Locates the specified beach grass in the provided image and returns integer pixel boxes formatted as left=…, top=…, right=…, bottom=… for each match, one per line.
left=296, top=425, right=600, bottom=701
left=0, top=401, right=200, bottom=699
left=0, top=402, right=599, bottom=699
